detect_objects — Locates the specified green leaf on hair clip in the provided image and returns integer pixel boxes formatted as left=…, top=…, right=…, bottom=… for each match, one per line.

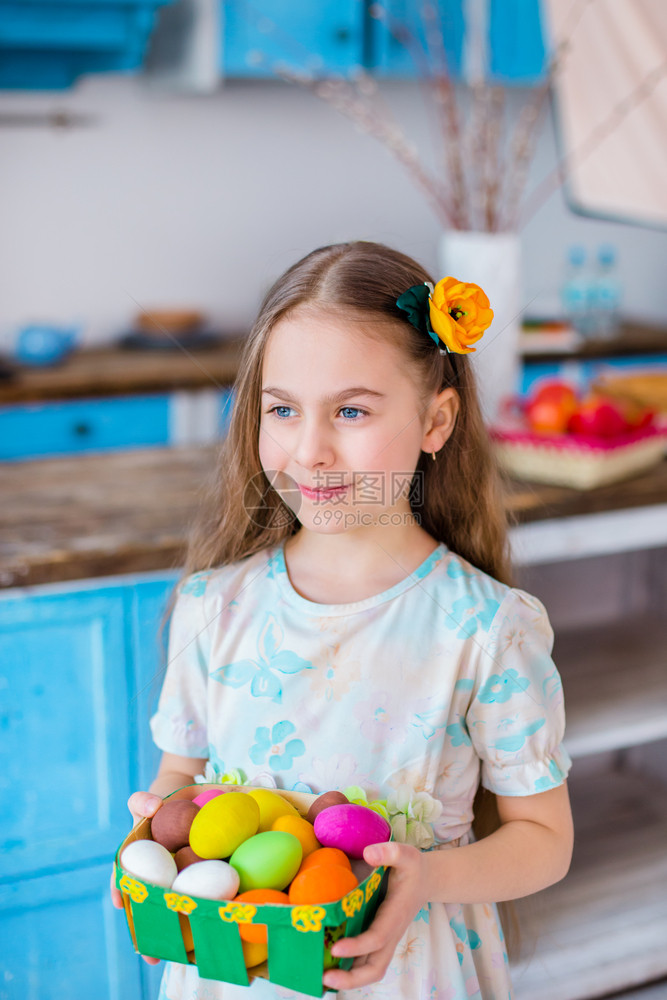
left=396, top=282, right=442, bottom=350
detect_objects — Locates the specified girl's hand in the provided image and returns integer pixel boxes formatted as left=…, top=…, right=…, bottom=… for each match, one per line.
left=322, top=841, right=427, bottom=992
left=110, top=791, right=163, bottom=966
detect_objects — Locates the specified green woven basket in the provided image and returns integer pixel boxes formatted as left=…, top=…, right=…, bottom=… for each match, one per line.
left=115, top=784, right=389, bottom=997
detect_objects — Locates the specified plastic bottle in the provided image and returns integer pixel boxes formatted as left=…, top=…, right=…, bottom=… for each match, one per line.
left=560, top=245, right=592, bottom=337
left=590, top=244, right=622, bottom=340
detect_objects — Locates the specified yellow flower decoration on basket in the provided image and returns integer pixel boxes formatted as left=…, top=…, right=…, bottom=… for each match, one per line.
left=164, top=893, right=198, bottom=915
left=291, top=905, right=327, bottom=933
left=341, top=888, right=365, bottom=918
left=396, top=277, right=493, bottom=355
left=119, top=874, right=148, bottom=904
left=219, top=902, right=257, bottom=924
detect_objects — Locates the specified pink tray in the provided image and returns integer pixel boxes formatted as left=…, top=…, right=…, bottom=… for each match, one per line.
left=490, top=426, right=666, bottom=489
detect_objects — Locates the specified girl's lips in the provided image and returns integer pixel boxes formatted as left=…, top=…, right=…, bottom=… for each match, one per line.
left=298, top=483, right=350, bottom=500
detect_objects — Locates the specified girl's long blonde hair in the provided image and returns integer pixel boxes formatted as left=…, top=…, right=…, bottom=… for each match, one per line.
left=183, top=240, right=518, bottom=954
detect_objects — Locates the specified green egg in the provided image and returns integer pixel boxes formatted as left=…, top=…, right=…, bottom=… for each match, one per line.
left=229, top=831, right=302, bottom=893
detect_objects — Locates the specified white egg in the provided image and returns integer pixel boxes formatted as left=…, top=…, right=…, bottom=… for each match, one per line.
left=120, top=839, right=178, bottom=888
left=172, top=860, right=240, bottom=900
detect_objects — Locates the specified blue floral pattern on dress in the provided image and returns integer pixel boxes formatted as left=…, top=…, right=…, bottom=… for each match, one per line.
left=444, top=596, right=500, bottom=639
left=210, top=612, right=313, bottom=703
left=249, top=720, right=305, bottom=771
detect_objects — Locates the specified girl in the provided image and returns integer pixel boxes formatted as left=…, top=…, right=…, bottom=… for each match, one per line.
left=113, top=241, right=573, bottom=999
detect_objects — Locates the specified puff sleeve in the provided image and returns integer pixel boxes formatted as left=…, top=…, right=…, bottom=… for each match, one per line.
left=149, top=574, right=212, bottom=758
left=466, top=588, right=572, bottom=796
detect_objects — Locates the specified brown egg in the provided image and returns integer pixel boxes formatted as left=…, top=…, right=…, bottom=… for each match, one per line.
left=150, top=799, right=199, bottom=853
left=306, top=791, right=349, bottom=825
left=174, top=845, right=205, bottom=872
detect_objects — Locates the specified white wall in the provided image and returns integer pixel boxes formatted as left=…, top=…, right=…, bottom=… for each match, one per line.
left=1, top=72, right=666, bottom=351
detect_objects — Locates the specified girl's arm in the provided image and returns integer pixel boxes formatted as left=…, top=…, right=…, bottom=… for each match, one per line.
left=322, top=782, right=574, bottom=992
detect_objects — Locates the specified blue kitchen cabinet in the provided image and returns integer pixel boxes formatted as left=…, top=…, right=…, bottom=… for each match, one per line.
left=0, top=388, right=234, bottom=460
left=488, top=0, right=548, bottom=84
left=222, top=0, right=365, bottom=76
left=0, top=394, right=171, bottom=461
left=0, top=862, right=143, bottom=1000
left=0, top=571, right=179, bottom=999
left=0, top=0, right=174, bottom=90
left=370, top=0, right=465, bottom=78
left=369, top=0, right=546, bottom=82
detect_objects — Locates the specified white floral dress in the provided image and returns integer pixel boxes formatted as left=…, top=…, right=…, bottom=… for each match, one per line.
left=150, top=539, right=571, bottom=1000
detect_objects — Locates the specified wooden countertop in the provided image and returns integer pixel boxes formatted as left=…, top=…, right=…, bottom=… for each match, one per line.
left=1, top=446, right=666, bottom=590
left=0, top=339, right=245, bottom=403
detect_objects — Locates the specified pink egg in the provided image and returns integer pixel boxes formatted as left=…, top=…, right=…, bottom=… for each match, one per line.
left=192, top=788, right=228, bottom=808
left=314, top=804, right=391, bottom=859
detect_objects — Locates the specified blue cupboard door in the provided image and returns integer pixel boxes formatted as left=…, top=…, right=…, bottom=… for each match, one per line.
left=370, top=0, right=464, bottom=78
left=0, top=586, right=133, bottom=879
left=222, top=0, right=365, bottom=77
left=0, top=862, right=144, bottom=1000
left=0, top=394, right=171, bottom=461
left=127, top=574, right=180, bottom=793
left=488, top=0, right=547, bottom=83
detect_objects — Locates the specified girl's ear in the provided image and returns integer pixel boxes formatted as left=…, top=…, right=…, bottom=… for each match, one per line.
left=422, top=388, right=459, bottom=456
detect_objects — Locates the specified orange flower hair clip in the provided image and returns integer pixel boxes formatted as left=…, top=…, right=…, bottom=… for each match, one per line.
left=396, top=277, right=494, bottom=354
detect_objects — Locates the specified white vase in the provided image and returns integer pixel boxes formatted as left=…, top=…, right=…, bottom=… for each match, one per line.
left=437, top=230, right=522, bottom=425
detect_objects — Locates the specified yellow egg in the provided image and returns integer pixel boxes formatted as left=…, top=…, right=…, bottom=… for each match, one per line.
left=271, top=815, right=320, bottom=858
left=246, top=788, right=300, bottom=832
left=189, top=791, right=260, bottom=859
left=242, top=938, right=268, bottom=969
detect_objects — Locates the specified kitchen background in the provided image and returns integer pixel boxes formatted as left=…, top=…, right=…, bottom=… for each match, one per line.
left=1, top=2, right=667, bottom=1000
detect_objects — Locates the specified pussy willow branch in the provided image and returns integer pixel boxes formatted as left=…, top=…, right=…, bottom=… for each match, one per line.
left=277, top=65, right=456, bottom=227
left=370, top=2, right=468, bottom=228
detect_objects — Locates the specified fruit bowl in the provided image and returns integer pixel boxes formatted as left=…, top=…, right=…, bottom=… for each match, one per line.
left=114, top=784, right=389, bottom=998
left=491, top=425, right=666, bottom=490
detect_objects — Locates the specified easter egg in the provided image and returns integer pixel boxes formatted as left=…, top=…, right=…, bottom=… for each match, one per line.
left=246, top=788, right=300, bottom=832
left=230, top=831, right=302, bottom=893
left=192, top=788, right=228, bottom=808
left=234, top=889, right=289, bottom=942
left=299, top=847, right=352, bottom=873
left=242, top=939, right=268, bottom=969
left=314, top=804, right=391, bottom=859
left=150, top=799, right=199, bottom=853
left=189, top=791, right=260, bottom=859
left=174, top=846, right=205, bottom=872
left=120, top=839, right=177, bottom=888
left=288, top=864, right=358, bottom=905
left=271, top=815, right=320, bottom=858
left=172, top=859, right=240, bottom=900
left=306, top=790, right=349, bottom=824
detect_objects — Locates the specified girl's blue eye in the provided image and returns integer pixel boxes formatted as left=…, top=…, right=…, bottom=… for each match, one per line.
left=266, top=405, right=368, bottom=421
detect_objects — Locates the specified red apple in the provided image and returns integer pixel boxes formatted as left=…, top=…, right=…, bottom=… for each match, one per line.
left=567, top=396, right=629, bottom=438
left=525, top=381, right=579, bottom=434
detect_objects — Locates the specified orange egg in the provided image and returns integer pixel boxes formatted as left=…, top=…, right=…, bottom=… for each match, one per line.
left=299, top=847, right=352, bottom=873
left=288, top=864, right=358, bottom=905
left=233, top=889, right=290, bottom=943
left=271, top=815, right=320, bottom=858
left=242, top=938, right=268, bottom=969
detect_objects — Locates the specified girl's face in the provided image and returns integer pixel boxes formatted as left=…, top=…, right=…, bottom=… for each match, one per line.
left=259, top=305, right=442, bottom=536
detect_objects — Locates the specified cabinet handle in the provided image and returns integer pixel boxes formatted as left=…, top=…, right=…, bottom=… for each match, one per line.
left=334, top=27, right=351, bottom=43
left=72, top=421, right=92, bottom=437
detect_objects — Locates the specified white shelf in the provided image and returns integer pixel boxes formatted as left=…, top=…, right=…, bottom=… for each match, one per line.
left=509, top=504, right=667, bottom=565
left=511, top=767, right=667, bottom=1000
left=556, top=616, right=667, bottom=758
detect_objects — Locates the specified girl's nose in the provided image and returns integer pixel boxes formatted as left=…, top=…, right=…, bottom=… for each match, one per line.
left=293, top=417, right=336, bottom=469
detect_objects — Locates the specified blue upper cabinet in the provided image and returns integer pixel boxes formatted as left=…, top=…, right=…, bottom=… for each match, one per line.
left=222, top=0, right=366, bottom=77
left=0, top=0, right=176, bottom=90
left=370, top=0, right=465, bottom=79
left=368, top=0, right=546, bottom=83
left=488, top=0, right=548, bottom=84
